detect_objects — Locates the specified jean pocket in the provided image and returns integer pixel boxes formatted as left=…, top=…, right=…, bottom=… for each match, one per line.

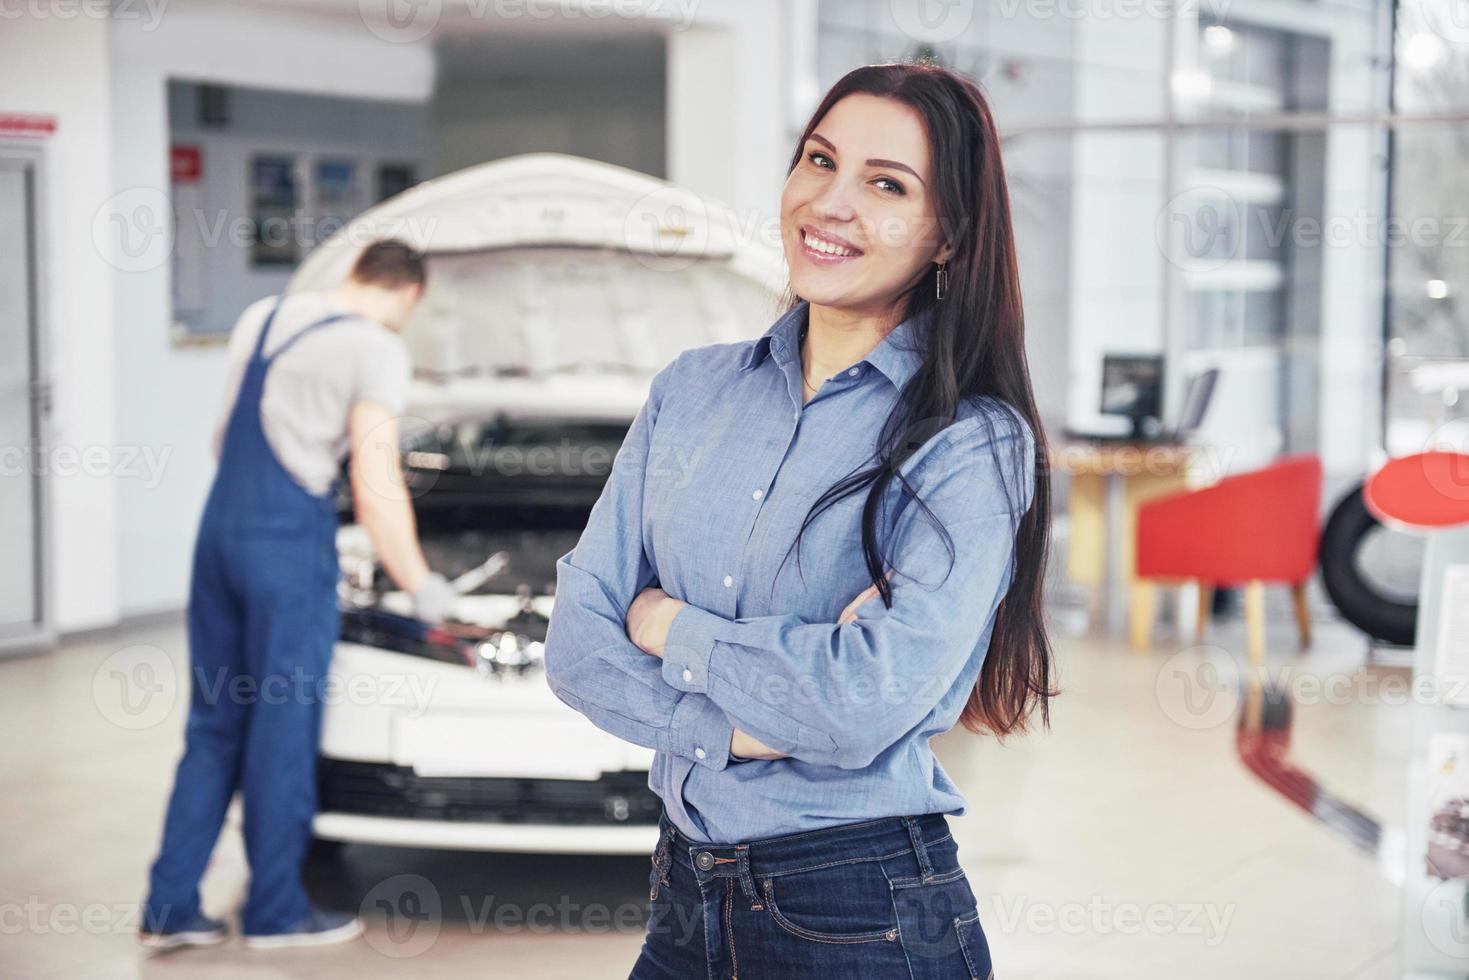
left=954, top=909, right=993, bottom=979
left=892, top=866, right=985, bottom=972
left=759, top=865, right=899, bottom=945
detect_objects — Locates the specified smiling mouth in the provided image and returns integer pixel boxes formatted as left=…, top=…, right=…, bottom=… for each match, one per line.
left=800, top=226, right=864, bottom=261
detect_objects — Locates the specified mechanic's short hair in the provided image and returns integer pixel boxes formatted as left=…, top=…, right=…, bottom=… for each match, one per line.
left=348, top=240, right=426, bottom=290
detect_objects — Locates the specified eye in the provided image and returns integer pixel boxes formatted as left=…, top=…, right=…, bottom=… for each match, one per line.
left=873, top=176, right=906, bottom=196
left=807, top=151, right=835, bottom=170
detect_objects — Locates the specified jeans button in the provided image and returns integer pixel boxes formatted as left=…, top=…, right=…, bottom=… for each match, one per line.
left=695, top=850, right=715, bottom=871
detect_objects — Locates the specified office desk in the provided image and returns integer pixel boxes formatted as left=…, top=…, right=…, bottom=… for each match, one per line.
left=1054, top=442, right=1197, bottom=636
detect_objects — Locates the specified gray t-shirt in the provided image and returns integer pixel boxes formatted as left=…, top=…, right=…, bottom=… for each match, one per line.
left=212, top=291, right=412, bottom=496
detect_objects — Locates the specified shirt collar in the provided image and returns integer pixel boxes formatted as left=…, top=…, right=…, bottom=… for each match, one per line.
left=738, top=299, right=932, bottom=391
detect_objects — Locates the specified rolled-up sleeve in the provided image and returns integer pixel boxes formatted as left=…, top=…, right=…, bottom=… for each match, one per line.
left=659, top=411, right=1036, bottom=770
left=542, top=354, right=736, bottom=772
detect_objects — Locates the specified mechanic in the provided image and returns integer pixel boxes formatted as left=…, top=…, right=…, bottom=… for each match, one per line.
left=140, top=240, right=458, bottom=951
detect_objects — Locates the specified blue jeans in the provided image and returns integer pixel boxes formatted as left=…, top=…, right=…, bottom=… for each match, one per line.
left=631, top=811, right=993, bottom=979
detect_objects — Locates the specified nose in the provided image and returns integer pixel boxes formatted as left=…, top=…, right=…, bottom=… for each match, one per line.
left=812, top=178, right=857, bottom=224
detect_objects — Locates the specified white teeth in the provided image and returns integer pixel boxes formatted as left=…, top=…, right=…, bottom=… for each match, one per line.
left=804, top=231, right=857, bottom=257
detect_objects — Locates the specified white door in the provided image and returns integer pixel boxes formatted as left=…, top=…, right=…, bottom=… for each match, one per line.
left=0, top=148, right=51, bottom=654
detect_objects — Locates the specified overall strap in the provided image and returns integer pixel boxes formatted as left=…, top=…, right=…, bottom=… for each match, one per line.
left=248, top=298, right=285, bottom=363
left=262, top=313, right=359, bottom=364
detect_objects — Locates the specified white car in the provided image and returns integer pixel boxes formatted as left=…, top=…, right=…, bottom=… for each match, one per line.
left=286, top=153, right=781, bottom=855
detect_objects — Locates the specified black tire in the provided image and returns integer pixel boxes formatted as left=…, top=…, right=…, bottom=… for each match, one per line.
left=1318, top=483, right=1419, bottom=646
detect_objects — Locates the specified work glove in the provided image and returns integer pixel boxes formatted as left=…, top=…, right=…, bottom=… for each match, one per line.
left=412, top=571, right=458, bottom=625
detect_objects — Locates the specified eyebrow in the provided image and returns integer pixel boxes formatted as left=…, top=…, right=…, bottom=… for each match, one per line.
left=808, top=132, right=926, bottom=187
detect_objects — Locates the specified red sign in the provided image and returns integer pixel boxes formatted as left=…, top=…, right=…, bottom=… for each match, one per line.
left=0, top=113, right=57, bottom=139
left=171, top=145, right=202, bottom=183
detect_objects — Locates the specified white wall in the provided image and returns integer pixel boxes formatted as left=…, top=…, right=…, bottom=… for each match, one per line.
left=168, top=82, right=430, bottom=336
left=109, top=4, right=434, bottom=620
left=433, top=34, right=665, bottom=178
left=666, top=0, right=793, bottom=247
left=0, top=14, right=118, bottom=633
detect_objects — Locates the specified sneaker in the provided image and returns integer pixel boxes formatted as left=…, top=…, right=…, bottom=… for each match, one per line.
left=243, top=906, right=363, bottom=950
left=138, top=912, right=229, bottom=950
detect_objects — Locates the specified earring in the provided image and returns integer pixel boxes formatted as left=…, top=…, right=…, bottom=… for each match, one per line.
left=935, top=263, right=949, bottom=301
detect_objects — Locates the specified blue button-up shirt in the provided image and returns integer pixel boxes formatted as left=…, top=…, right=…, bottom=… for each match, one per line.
left=543, top=298, right=1036, bottom=843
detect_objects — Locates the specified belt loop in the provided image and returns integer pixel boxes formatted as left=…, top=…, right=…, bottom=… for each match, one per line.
left=734, top=844, right=761, bottom=907
left=902, top=816, right=934, bottom=882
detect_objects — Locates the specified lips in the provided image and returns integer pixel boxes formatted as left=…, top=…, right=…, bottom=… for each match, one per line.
left=799, top=225, right=864, bottom=263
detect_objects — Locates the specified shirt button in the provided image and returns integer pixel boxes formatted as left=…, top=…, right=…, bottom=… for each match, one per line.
left=848, top=367, right=859, bottom=376
left=695, top=850, right=715, bottom=871
left=793, top=411, right=799, bottom=422
left=682, top=668, right=693, bottom=683
left=723, top=575, right=733, bottom=588
left=751, top=489, right=764, bottom=500
left=694, top=746, right=707, bottom=760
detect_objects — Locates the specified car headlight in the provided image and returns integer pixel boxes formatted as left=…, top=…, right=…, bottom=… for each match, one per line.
left=474, top=631, right=545, bottom=677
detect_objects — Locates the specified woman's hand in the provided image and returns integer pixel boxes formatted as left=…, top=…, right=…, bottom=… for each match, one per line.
left=731, top=728, right=787, bottom=760
left=629, top=571, right=889, bottom=763
left=626, top=586, right=686, bottom=658
left=837, top=569, right=894, bottom=624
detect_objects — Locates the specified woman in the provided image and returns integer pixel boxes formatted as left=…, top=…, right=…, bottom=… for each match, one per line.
left=544, top=61, right=1054, bottom=979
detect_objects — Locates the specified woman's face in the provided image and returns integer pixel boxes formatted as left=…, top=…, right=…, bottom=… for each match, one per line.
left=780, top=92, right=951, bottom=319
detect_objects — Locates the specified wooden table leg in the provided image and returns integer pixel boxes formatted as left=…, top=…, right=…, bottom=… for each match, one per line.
left=1245, top=580, right=1266, bottom=667
left=1196, top=582, right=1214, bottom=644
left=1290, top=581, right=1311, bottom=650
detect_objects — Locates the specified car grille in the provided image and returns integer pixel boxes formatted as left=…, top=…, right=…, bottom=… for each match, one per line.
left=317, top=759, right=661, bottom=825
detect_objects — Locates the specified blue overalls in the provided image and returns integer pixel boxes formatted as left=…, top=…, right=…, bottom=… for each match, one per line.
left=145, top=300, right=353, bottom=935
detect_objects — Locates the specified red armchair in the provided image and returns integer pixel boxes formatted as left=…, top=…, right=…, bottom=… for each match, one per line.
left=1131, top=453, right=1323, bottom=659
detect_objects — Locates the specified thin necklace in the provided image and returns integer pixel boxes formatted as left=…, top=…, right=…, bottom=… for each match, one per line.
left=799, top=327, right=820, bottom=393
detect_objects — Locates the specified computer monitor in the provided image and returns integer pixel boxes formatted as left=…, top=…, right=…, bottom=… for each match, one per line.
left=1174, top=366, right=1220, bottom=439
left=1100, top=354, right=1164, bottom=439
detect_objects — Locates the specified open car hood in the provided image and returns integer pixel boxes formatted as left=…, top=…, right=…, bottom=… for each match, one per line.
left=287, top=153, right=784, bottom=385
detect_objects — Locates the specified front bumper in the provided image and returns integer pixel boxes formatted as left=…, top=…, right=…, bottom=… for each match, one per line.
left=316, top=635, right=659, bottom=853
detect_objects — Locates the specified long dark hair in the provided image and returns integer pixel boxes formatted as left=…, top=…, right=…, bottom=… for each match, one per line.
left=781, top=61, right=1055, bottom=739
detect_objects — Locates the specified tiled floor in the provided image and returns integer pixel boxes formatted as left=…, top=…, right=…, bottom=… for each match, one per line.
left=0, top=598, right=1408, bottom=978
